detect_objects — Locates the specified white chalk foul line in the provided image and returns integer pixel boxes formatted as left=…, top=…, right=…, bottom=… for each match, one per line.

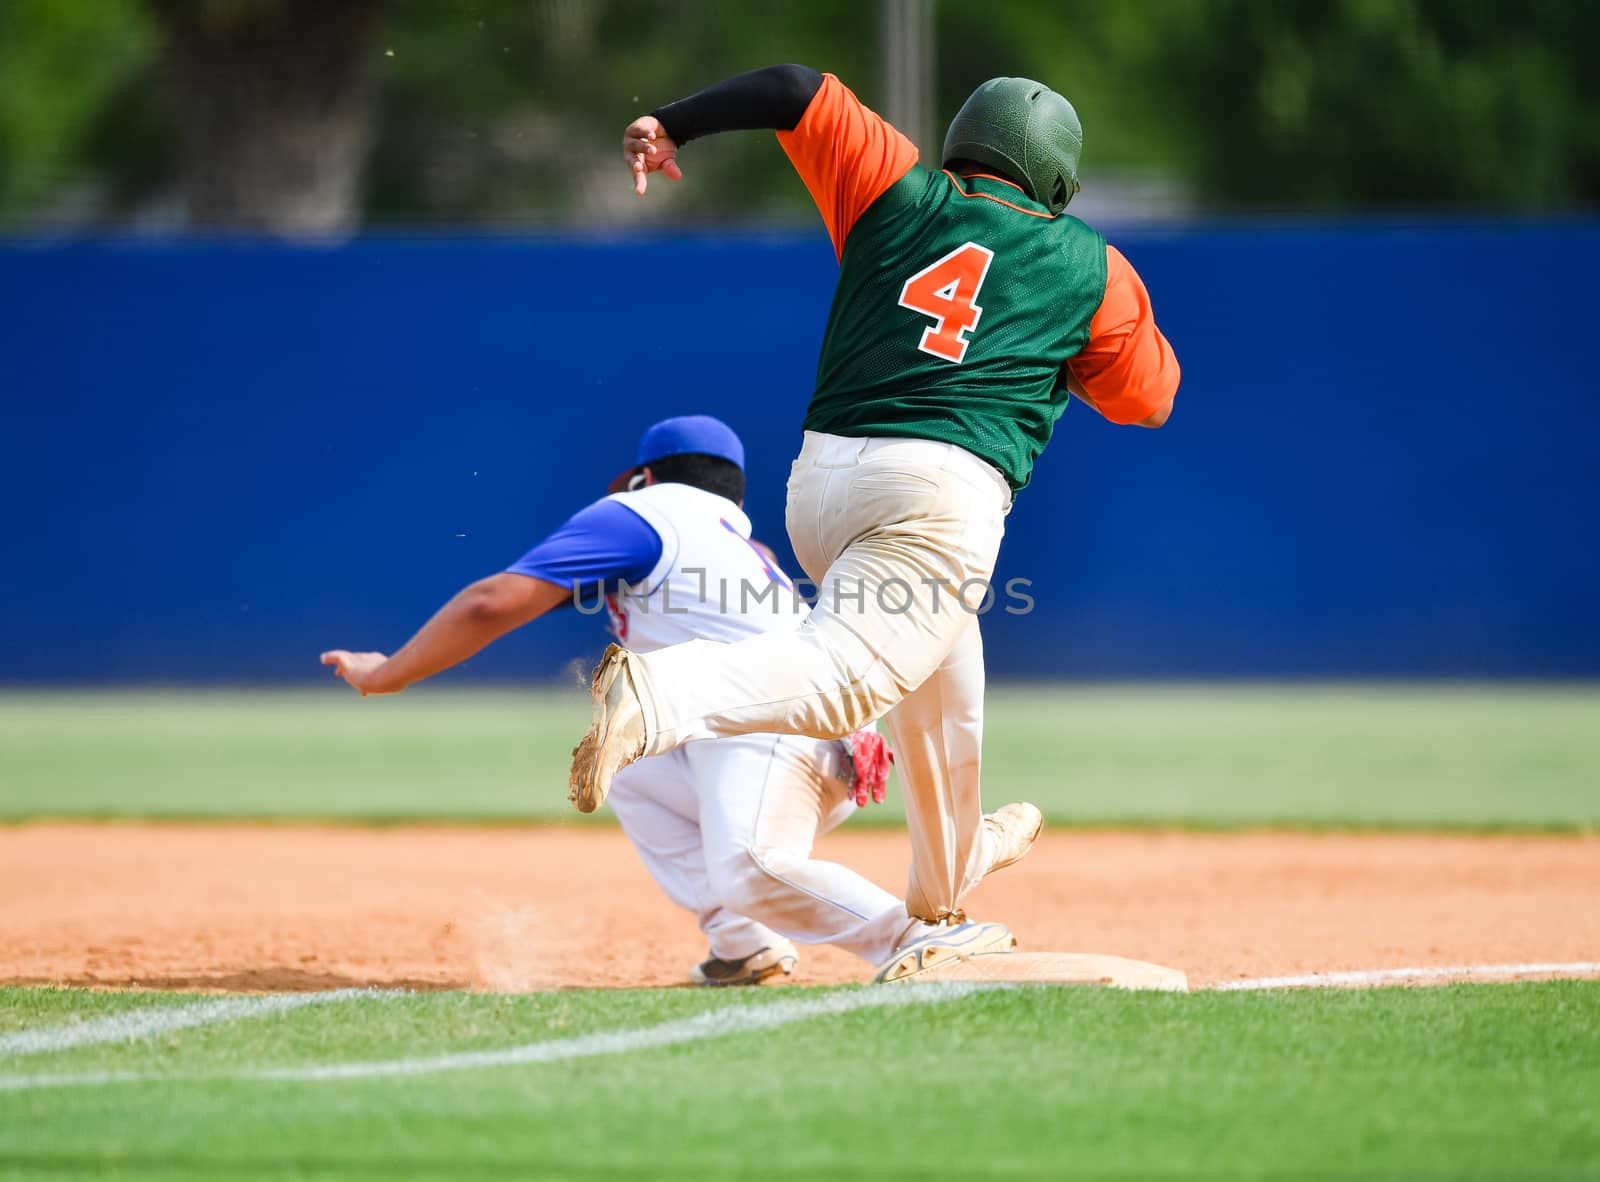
left=0, top=988, right=394, bottom=1059
left=0, top=981, right=992, bottom=1092
left=1215, top=961, right=1600, bottom=992
left=5, top=961, right=1598, bottom=1093
left=264, top=981, right=992, bottom=1082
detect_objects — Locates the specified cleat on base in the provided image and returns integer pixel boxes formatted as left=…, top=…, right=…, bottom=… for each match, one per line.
left=873, top=920, right=1017, bottom=984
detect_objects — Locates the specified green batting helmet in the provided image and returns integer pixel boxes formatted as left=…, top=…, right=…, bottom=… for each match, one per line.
left=941, top=77, right=1083, bottom=214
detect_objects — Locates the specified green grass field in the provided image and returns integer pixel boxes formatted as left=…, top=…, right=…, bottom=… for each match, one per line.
left=3, top=684, right=1598, bottom=1179
left=2, top=684, right=1597, bottom=828
left=3, top=982, right=1598, bottom=1180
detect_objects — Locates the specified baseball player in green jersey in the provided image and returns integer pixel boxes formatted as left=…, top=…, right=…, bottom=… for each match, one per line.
left=573, top=66, right=1180, bottom=983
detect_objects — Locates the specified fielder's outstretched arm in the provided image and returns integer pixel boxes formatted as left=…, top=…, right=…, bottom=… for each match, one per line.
left=322, top=498, right=663, bottom=696
left=321, top=574, right=567, bottom=695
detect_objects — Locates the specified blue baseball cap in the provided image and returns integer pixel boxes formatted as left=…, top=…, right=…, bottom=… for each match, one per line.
left=608, top=415, right=746, bottom=493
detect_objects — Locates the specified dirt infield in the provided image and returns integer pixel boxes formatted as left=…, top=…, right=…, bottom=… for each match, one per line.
left=3, top=824, right=1596, bottom=992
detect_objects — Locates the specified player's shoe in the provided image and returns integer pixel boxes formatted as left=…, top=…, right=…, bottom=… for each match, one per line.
left=983, top=801, right=1043, bottom=876
left=873, top=920, right=1017, bottom=984
left=568, top=644, right=647, bottom=814
left=690, top=943, right=799, bottom=987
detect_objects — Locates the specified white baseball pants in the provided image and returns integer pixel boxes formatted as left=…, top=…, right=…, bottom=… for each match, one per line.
left=607, top=733, right=923, bottom=965
left=630, top=431, right=1011, bottom=923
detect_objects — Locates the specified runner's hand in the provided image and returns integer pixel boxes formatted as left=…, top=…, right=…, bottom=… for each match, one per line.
left=622, top=116, right=682, bottom=196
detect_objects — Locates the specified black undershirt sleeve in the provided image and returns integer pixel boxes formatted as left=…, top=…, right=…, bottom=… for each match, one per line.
left=651, top=64, right=824, bottom=145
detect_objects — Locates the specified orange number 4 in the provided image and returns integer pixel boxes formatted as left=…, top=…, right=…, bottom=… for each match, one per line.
left=897, top=241, right=995, bottom=364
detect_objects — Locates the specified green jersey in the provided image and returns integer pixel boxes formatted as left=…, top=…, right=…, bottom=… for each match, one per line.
left=806, top=167, right=1106, bottom=491
left=775, top=74, right=1175, bottom=491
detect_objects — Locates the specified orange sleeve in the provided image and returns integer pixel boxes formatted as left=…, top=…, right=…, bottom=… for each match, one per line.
left=775, top=74, right=920, bottom=260
left=1067, top=245, right=1181, bottom=425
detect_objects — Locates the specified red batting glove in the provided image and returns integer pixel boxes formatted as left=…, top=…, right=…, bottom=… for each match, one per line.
left=845, top=729, right=894, bottom=807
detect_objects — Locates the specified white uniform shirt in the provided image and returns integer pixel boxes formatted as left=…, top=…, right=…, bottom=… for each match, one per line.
left=602, top=483, right=807, bottom=653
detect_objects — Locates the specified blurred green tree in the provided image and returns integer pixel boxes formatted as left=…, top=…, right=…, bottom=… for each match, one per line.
left=0, top=0, right=152, bottom=221
left=1, top=0, right=1595, bottom=230
left=146, top=0, right=388, bottom=234
left=1154, top=0, right=1600, bottom=211
left=365, top=0, right=875, bottom=225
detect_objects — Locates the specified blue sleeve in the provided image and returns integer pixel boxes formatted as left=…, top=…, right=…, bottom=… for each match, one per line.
left=506, top=500, right=663, bottom=588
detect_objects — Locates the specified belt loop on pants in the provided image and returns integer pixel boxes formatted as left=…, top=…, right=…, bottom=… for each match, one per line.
left=939, top=441, right=1014, bottom=513
left=801, top=430, right=1012, bottom=512
left=800, top=430, right=870, bottom=469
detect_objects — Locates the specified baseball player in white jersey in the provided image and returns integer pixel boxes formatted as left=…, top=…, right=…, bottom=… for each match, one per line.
left=321, top=415, right=1032, bottom=983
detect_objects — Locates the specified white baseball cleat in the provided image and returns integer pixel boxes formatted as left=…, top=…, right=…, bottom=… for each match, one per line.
left=690, top=943, right=799, bottom=987
left=983, top=801, right=1043, bottom=876
left=568, top=644, right=647, bottom=814
left=873, top=920, right=1017, bottom=984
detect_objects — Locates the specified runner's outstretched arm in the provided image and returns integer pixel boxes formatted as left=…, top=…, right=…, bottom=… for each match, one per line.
left=626, top=66, right=920, bottom=263
left=623, top=64, right=823, bottom=195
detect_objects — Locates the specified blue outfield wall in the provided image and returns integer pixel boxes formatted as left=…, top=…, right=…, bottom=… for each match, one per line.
left=1, top=224, right=1596, bottom=682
